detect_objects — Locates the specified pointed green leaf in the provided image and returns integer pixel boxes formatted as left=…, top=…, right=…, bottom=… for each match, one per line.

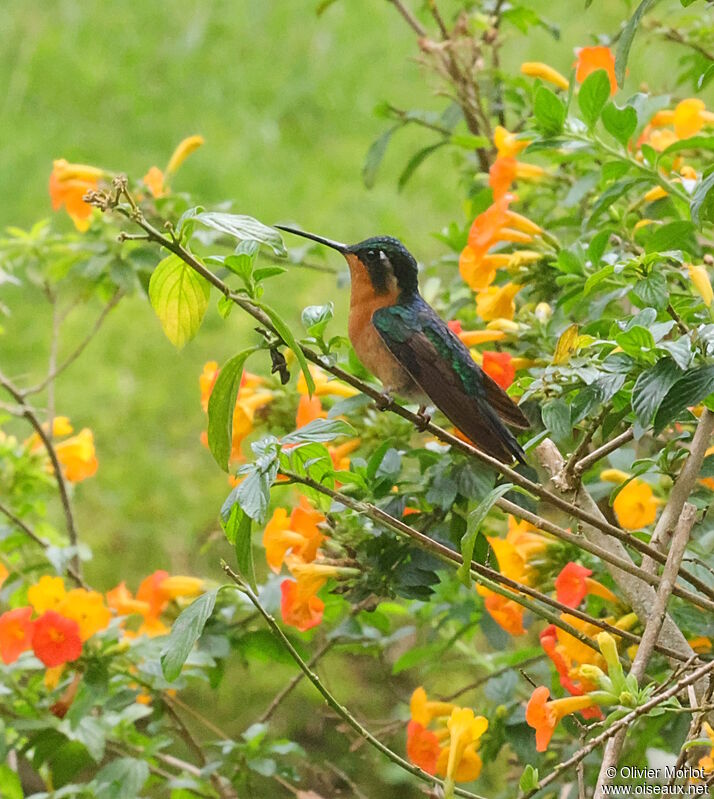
left=615, top=0, right=659, bottom=88
left=458, top=484, right=514, bottom=586
left=207, top=349, right=256, bottom=471
left=193, top=212, right=286, bottom=255
left=161, top=590, right=217, bottom=681
left=601, top=102, right=637, bottom=146
left=534, top=86, right=565, bottom=135
left=578, top=69, right=611, bottom=128
left=148, top=254, right=210, bottom=348
left=224, top=505, right=256, bottom=590
left=632, top=358, right=682, bottom=427
left=654, top=365, right=714, bottom=431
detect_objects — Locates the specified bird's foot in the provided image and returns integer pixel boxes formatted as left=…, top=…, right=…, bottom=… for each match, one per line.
left=374, top=390, right=394, bottom=412
left=415, top=405, right=433, bottom=431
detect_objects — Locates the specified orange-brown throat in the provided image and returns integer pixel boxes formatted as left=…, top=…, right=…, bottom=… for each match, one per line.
left=345, top=253, right=399, bottom=310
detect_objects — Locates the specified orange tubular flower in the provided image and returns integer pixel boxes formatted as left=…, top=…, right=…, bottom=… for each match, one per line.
left=447, top=321, right=507, bottom=346
left=58, top=588, right=111, bottom=641
left=263, top=500, right=325, bottom=573
left=0, top=607, right=35, bottom=664
left=526, top=686, right=596, bottom=751
left=143, top=166, right=166, bottom=199
left=406, top=721, right=440, bottom=775
left=574, top=46, right=617, bottom=95
left=55, top=428, right=98, bottom=482
left=296, top=394, right=326, bottom=428
left=688, top=264, right=714, bottom=307
left=482, top=351, right=515, bottom=389
left=555, top=562, right=618, bottom=608
left=489, top=156, right=544, bottom=200
left=482, top=591, right=525, bottom=635
left=199, top=361, right=220, bottom=411
left=136, top=570, right=171, bottom=618
left=106, top=582, right=151, bottom=617
left=32, top=611, right=82, bottom=667
left=0, top=563, right=7, bottom=589
left=49, top=159, right=102, bottom=231
left=673, top=98, right=714, bottom=139
left=280, top=561, right=338, bottom=632
left=28, top=575, right=67, bottom=614
left=329, top=438, right=362, bottom=471
left=520, top=62, right=569, bottom=91
left=24, top=416, right=74, bottom=452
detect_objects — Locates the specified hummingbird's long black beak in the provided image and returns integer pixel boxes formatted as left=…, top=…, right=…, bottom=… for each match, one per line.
left=274, top=225, right=348, bottom=254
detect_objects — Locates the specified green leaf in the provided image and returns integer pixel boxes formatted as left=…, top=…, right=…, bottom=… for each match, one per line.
left=253, top=265, right=287, bottom=282
left=193, top=212, right=286, bottom=255
left=586, top=178, right=647, bottom=227
left=363, top=126, right=398, bottom=189
left=601, top=102, right=637, bottom=146
left=457, top=484, right=514, bottom=586
left=615, top=0, right=659, bottom=88
left=645, top=220, right=695, bottom=254
left=534, top=86, right=565, bottom=135
left=301, top=303, right=334, bottom=338
left=660, top=135, right=714, bottom=159
left=207, top=349, right=255, bottom=471
left=148, top=254, right=210, bottom=348
left=217, top=294, right=233, bottom=319
left=281, top=441, right=335, bottom=509
left=281, top=417, right=353, bottom=444
left=541, top=398, right=571, bottom=441
left=615, top=325, right=655, bottom=359
left=227, top=506, right=256, bottom=590
left=255, top=300, right=315, bottom=395
left=578, top=69, right=611, bottom=128
left=691, top=171, right=714, bottom=226
left=632, top=358, right=682, bottom=427
left=519, top=764, right=540, bottom=792
left=94, top=758, right=149, bottom=799
left=0, top=766, right=23, bottom=799
left=450, top=133, right=490, bottom=149
left=161, top=590, right=217, bottom=681
left=654, top=365, right=714, bottom=431
left=398, top=142, right=447, bottom=191
left=632, top=272, right=668, bottom=309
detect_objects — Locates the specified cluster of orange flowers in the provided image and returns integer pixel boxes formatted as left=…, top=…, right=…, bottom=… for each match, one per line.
left=0, top=571, right=203, bottom=671
left=476, top=516, right=552, bottom=635
left=49, top=135, right=204, bottom=231
left=24, top=416, right=98, bottom=483
left=406, top=687, right=488, bottom=784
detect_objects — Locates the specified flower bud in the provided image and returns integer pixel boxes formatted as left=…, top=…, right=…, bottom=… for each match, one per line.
left=534, top=302, right=552, bottom=322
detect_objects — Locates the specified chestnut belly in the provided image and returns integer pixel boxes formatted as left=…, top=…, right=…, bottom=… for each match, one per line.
left=349, top=318, right=425, bottom=400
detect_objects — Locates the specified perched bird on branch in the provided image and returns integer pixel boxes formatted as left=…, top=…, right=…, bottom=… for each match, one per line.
left=276, top=226, right=529, bottom=464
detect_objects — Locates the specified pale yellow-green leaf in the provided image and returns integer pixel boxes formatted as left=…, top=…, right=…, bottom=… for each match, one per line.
left=149, top=254, right=210, bottom=348
left=552, top=323, right=579, bottom=364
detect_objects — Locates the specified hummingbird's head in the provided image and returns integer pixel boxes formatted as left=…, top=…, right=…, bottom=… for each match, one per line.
left=275, top=226, right=419, bottom=297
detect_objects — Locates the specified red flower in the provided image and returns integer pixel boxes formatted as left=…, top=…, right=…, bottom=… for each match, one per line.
left=555, top=562, right=592, bottom=608
left=32, top=611, right=82, bottom=667
left=406, top=720, right=440, bottom=775
left=482, top=351, right=515, bottom=389
left=0, top=607, right=35, bottom=664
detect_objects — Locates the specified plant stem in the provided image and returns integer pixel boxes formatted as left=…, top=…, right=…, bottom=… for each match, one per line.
left=222, top=563, right=489, bottom=799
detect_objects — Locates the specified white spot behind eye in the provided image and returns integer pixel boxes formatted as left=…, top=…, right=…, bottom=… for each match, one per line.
left=379, top=250, right=389, bottom=266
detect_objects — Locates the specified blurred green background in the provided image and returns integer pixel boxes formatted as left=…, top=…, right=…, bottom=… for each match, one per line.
left=0, top=1, right=709, bottom=794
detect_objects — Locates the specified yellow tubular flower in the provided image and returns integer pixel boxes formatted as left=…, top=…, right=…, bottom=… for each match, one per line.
left=673, top=98, right=706, bottom=139
left=688, top=264, right=713, bottom=307
left=166, top=134, right=205, bottom=174
left=486, top=318, right=520, bottom=332
left=520, top=61, right=569, bottom=91
left=643, top=186, right=668, bottom=203
left=443, top=708, right=488, bottom=783
left=410, top=686, right=456, bottom=726
left=28, top=575, right=67, bottom=614
left=476, top=283, right=521, bottom=322
left=458, top=329, right=506, bottom=346
left=493, top=125, right=531, bottom=158
left=298, top=365, right=358, bottom=398
left=159, top=575, right=204, bottom=599
left=613, top=479, right=660, bottom=530
left=506, top=210, right=543, bottom=236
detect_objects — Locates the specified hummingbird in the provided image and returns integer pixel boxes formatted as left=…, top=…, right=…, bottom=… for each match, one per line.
left=275, top=226, right=529, bottom=464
